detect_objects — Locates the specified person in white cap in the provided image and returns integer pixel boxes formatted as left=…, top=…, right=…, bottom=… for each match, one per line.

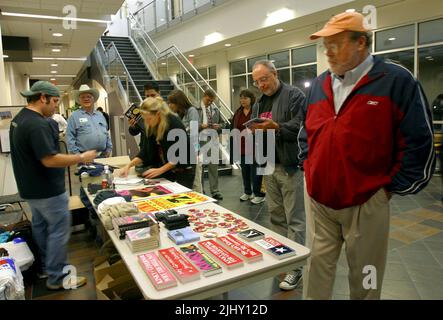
left=66, top=84, right=112, bottom=157
left=298, top=11, right=434, bottom=299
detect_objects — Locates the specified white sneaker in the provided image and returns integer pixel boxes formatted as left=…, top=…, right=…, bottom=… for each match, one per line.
left=251, top=196, right=265, bottom=205
left=239, top=194, right=253, bottom=201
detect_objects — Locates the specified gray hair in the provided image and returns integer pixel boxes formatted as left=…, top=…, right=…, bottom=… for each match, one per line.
left=252, top=60, right=277, bottom=72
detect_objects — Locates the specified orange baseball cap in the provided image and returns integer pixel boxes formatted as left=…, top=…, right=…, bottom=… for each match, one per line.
left=310, top=12, right=369, bottom=40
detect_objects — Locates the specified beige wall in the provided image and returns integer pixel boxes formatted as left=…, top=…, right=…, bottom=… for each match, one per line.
left=4, top=62, right=28, bottom=106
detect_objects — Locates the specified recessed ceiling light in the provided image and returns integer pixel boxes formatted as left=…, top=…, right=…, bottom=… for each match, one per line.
left=388, top=37, right=396, bottom=41
left=425, top=56, right=433, bottom=59
left=51, top=63, right=58, bottom=67
left=2, top=54, right=9, bottom=58
left=52, top=33, right=63, bottom=37
left=50, top=78, right=56, bottom=81
left=224, top=43, right=232, bottom=47
left=189, top=54, right=195, bottom=58
left=346, top=9, right=356, bottom=13
left=276, top=28, right=284, bottom=33
left=52, top=48, right=61, bottom=52
left=161, top=62, right=166, bottom=65
left=30, top=74, right=76, bottom=77
left=50, top=71, right=58, bottom=74
left=304, top=81, right=311, bottom=88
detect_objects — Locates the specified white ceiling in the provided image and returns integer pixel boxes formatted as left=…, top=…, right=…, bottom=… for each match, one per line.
left=0, top=0, right=125, bottom=88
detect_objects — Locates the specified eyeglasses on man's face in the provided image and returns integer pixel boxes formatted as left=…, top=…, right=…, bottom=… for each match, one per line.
left=252, top=75, right=272, bottom=87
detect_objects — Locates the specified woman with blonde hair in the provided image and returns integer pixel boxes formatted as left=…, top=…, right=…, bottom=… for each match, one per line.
left=119, top=97, right=196, bottom=188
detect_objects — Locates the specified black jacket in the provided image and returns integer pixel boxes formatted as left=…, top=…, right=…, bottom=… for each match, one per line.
left=252, top=81, right=305, bottom=174
left=136, top=114, right=195, bottom=169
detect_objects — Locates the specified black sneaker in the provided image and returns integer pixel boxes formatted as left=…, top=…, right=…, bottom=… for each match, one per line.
left=212, top=193, right=223, bottom=201
left=279, top=270, right=302, bottom=291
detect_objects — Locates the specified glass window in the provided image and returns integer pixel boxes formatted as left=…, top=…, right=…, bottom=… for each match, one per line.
left=197, top=67, right=208, bottom=80
left=269, top=51, right=289, bottom=68
left=209, top=66, right=216, bottom=79
left=292, top=45, right=316, bottom=65
left=376, top=50, right=414, bottom=74
left=155, top=0, right=168, bottom=28
left=278, top=68, right=290, bottom=84
left=209, top=80, right=217, bottom=92
left=247, top=75, right=264, bottom=100
left=419, top=19, right=443, bottom=45
left=231, top=76, right=247, bottom=109
left=292, top=65, right=317, bottom=94
left=418, top=45, right=443, bottom=131
left=375, top=25, right=415, bottom=52
left=230, top=60, right=246, bottom=75
left=183, top=0, right=195, bottom=15
left=248, top=55, right=267, bottom=73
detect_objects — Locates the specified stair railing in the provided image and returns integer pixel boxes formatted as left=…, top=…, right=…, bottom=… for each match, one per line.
left=127, top=12, right=233, bottom=124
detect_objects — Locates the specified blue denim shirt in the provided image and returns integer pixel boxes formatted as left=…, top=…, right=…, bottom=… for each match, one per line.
left=66, top=108, right=112, bottom=154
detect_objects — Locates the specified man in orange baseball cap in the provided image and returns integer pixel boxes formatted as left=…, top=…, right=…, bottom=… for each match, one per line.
left=298, top=11, right=435, bottom=300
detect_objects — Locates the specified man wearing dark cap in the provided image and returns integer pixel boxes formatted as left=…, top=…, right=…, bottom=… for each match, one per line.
left=10, top=81, right=97, bottom=290
left=299, top=12, right=435, bottom=299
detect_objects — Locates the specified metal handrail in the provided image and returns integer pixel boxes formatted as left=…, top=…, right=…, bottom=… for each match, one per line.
left=128, top=13, right=233, bottom=121
left=105, top=41, right=143, bottom=103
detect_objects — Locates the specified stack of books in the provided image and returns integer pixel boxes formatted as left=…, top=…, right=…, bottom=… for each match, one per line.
left=167, top=227, right=200, bottom=245
left=158, top=247, right=201, bottom=283
left=138, top=252, right=177, bottom=290
left=126, top=227, right=160, bottom=252
left=254, top=237, right=297, bottom=260
left=237, top=229, right=265, bottom=242
left=112, top=212, right=158, bottom=240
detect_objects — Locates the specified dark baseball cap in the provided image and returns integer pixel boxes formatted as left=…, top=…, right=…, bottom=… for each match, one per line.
left=20, top=81, right=61, bottom=98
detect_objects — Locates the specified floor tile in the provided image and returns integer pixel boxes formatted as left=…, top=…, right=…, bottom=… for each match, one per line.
left=404, top=265, right=443, bottom=285
left=389, top=229, right=424, bottom=244
left=380, top=279, right=420, bottom=300
left=383, top=263, right=411, bottom=281
left=413, top=281, right=443, bottom=299
left=404, top=224, right=441, bottom=238
left=390, top=217, right=417, bottom=228
left=421, top=219, right=443, bottom=230
left=396, top=212, right=425, bottom=223
left=397, top=247, right=441, bottom=268
left=408, top=209, right=443, bottom=219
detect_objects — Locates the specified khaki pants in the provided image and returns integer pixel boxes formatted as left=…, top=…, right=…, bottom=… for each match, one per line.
left=303, top=183, right=390, bottom=300
left=264, top=165, right=305, bottom=244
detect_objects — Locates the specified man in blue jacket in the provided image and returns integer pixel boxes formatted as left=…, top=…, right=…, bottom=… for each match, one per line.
left=298, top=11, right=435, bottom=299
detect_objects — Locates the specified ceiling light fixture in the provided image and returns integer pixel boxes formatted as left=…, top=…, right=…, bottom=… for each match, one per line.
left=33, top=57, right=87, bottom=61
left=2, top=54, right=9, bottom=58
left=189, top=54, right=195, bottom=58
left=304, top=81, right=311, bottom=88
left=1, top=11, right=111, bottom=24
left=276, top=28, right=284, bottom=32
left=388, top=37, right=396, bottom=41
left=51, top=63, right=58, bottom=67
left=161, top=62, right=167, bottom=65
left=51, top=71, right=57, bottom=74
left=346, top=9, right=356, bottom=13
left=52, top=48, right=61, bottom=52
left=52, top=33, right=63, bottom=37
left=265, top=8, right=295, bottom=27
left=203, top=32, right=223, bottom=46
left=50, top=78, right=56, bottom=81
left=225, top=43, right=232, bottom=47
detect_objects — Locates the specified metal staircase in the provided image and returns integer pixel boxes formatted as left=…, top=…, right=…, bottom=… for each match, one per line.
left=100, top=36, right=174, bottom=102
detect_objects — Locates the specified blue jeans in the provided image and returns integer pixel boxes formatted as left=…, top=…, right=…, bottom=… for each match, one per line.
left=26, top=192, right=71, bottom=286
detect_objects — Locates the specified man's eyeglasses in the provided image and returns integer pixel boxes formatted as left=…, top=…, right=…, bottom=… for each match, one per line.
left=252, top=75, right=271, bottom=87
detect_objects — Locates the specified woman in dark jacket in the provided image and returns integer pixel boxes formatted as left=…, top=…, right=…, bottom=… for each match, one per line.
left=230, top=89, right=265, bottom=204
left=119, top=97, right=195, bottom=188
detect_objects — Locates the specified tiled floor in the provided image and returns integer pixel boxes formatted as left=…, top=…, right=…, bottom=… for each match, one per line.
left=25, top=168, right=443, bottom=300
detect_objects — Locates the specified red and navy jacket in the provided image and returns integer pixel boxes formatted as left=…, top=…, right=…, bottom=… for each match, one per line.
left=298, top=55, right=435, bottom=210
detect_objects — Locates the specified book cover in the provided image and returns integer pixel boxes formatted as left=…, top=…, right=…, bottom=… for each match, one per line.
left=126, top=227, right=152, bottom=242
left=198, top=240, right=243, bottom=269
left=125, top=103, right=142, bottom=122
left=237, top=229, right=265, bottom=242
left=138, top=252, right=177, bottom=290
left=255, top=237, right=297, bottom=260
left=217, top=234, right=262, bottom=262
left=180, top=244, right=222, bottom=277
left=167, top=227, right=200, bottom=245
left=158, top=247, right=201, bottom=283
left=135, top=192, right=214, bottom=213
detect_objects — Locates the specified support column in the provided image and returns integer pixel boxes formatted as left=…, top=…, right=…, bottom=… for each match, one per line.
left=0, top=24, right=11, bottom=106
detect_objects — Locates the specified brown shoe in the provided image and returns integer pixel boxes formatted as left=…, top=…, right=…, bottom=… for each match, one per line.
left=46, top=276, right=87, bottom=290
